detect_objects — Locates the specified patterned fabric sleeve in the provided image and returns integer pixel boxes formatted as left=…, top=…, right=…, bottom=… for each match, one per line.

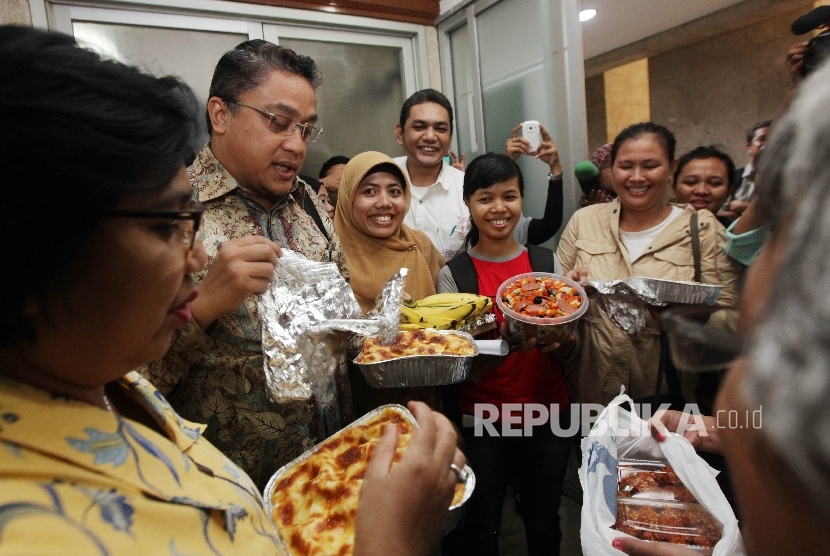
left=329, top=225, right=349, bottom=282
left=138, top=320, right=213, bottom=395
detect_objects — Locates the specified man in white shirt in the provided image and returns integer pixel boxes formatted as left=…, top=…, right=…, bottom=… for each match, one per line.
left=394, top=90, right=562, bottom=261
left=393, top=89, right=469, bottom=259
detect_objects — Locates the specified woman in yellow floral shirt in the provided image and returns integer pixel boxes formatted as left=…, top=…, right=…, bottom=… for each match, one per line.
left=0, top=26, right=461, bottom=556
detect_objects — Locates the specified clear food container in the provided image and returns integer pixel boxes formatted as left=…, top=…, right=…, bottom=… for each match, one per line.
left=614, top=498, right=723, bottom=554
left=496, top=272, right=588, bottom=344
left=618, top=460, right=698, bottom=503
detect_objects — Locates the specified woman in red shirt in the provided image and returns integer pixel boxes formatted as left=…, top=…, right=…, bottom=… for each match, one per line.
left=437, top=153, right=576, bottom=556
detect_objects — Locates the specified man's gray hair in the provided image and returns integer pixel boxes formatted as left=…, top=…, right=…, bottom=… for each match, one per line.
left=206, top=39, right=322, bottom=134
left=748, top=57, right=830, bottom=525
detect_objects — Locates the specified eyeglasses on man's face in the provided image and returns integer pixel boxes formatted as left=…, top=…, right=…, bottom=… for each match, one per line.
left=662, top=305, right=743, bottom=373
left=107, top=200, right=204, bottom=253
left=224, top=99, right=323, bottom=143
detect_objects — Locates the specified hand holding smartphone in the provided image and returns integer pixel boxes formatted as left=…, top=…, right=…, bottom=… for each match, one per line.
left=521, top=120, right=542, bottom=153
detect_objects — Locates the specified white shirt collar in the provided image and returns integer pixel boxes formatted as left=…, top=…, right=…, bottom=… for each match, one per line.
left=400, top=157, right=451, bottom=192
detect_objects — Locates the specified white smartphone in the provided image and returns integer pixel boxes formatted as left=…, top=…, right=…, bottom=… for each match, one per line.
left=521, top=120, right=542, bottom=153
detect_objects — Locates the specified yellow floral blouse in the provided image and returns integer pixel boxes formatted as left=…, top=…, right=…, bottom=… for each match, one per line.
left=0, top=371, right=286, bottom=555
left=142, top=144, right=353, bottom=490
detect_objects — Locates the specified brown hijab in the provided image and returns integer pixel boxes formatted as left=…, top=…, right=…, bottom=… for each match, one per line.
left=334, top=151, right=445, bottom=313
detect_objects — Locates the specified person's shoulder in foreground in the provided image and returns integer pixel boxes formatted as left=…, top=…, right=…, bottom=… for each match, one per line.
left=0, top=372, right=285, bottom=555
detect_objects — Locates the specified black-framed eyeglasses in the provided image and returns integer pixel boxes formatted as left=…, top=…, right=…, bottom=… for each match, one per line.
left=662, top=305, right=743, bottom=373
left=107, top=202, right=204, bottom=253
left=224, top=99, right=323, bottom=143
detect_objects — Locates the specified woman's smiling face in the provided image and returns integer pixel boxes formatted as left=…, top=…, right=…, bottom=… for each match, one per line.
left=466, top=177, right=523, bottom=242
left=351, top=171, right=407, bottom=239
left=674, top=157, right=731, bottom=214
left=613, top=134, right=676, bottom=214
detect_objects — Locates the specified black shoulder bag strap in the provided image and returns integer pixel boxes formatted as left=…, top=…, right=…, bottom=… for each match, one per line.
left=302, top=187, right=330, bottom=242
left=440, top=252, right=477, bottom=429
left=445, top=251, right=479, bottom=294
left=650, top=213, right=702, bottom=411
left=446, top=244, right=557, bottom=294
left=690, top=211, right=702, bottom=283
left=526, top=243, right=556, bottom=273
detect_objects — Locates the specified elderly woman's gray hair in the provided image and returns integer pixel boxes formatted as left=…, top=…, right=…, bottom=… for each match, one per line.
left=748, top=57, right=830, bottom=525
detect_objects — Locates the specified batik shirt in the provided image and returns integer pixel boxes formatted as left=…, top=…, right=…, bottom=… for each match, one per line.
left=142, top=144, right=352, bottom=490
left=0, top=372, right=286, bottom=555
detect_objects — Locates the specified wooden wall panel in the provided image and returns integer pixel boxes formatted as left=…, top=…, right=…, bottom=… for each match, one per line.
left=226, top=0, right=440, bottom=26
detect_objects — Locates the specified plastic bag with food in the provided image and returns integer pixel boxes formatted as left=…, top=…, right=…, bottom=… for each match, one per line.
left=579, top=390, right=745, bottom=555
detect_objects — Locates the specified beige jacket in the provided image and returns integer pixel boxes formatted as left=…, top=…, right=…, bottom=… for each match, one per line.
left=557, top=200, right=740, bottom=404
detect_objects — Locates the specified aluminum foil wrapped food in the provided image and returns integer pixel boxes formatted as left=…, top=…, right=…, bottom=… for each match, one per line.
left=589, top=277, right=724, bottom=336
left=259, top=249, right=404, bottom=404
left=589, top=279, right=660, bottom=336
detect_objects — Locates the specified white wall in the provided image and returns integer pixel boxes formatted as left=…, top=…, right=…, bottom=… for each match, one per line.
left=440, top=0, right=467, bottom=16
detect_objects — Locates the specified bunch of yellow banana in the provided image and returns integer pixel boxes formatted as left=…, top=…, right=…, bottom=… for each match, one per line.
left=399, top=293, right=493, bottom=331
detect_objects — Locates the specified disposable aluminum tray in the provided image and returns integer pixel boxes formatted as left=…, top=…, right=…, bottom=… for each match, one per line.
left=628, top=277, right=723, bottom=305
left=354, top=330, right=478, bottom=388
left=263, top=404, right=475, bottom=550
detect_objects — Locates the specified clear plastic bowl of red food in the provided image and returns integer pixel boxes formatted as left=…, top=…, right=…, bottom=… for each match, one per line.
left=495, top=272, right=589, bottom=344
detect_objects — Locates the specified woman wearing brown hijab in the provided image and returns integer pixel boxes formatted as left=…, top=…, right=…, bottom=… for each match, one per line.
left=335, top=151, right=446, bottom=412
left=335, top=151, right=445, bottom=312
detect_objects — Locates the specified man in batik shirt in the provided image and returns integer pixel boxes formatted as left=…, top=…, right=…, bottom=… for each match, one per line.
left=143, top=40, right=351, bottom=490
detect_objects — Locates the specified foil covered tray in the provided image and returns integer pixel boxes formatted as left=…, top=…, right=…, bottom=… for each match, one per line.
left=354, top=330, right=479, bottom=388
left=264, top=404, right=475, bottom=552
left=627, top=277, right=724, bottom=306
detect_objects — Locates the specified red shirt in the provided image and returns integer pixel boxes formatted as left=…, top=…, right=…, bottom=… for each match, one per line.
left=458, top=250, right=570, bottom=422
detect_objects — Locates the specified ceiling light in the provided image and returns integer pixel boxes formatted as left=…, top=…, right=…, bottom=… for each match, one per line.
left=579, top=9, right=596, bottom=21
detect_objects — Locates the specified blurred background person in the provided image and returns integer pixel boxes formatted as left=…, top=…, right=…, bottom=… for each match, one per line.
left=318, top=154, right=350, bottom=206
left=316, top=183, right=335, bottom=219
left=718, top=120, right=770, bottom=223
left=579, top=143, right=616, bottom=207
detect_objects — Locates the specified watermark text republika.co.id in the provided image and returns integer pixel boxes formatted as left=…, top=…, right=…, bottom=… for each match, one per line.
left=462, top=403, right=763, bottom=437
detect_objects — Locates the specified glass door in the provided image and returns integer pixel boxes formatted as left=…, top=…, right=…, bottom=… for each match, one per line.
left=265, top=25, right=417, bottom=177
left=50, top=5, right=257, bottom=144
left=47, top=3, right=429, bottom=176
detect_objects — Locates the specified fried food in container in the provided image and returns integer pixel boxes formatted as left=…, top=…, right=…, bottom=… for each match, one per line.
left=613, top=458, right=722, bottom=553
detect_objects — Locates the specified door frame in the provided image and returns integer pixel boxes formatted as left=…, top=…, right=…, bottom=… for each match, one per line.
left=39, top=0, right=432, bottom=91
